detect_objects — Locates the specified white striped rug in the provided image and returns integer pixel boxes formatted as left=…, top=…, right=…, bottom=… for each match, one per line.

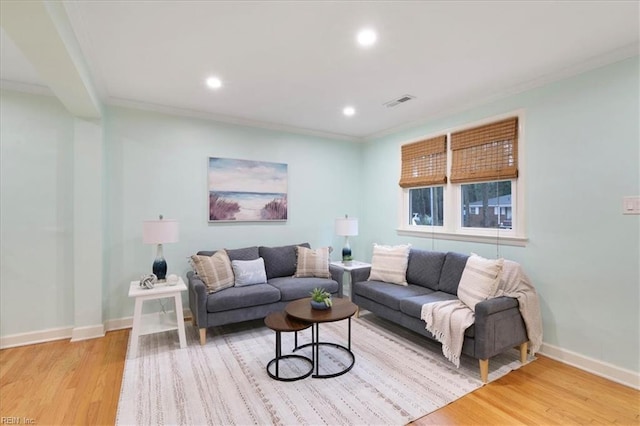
left=116, top=313, right=526, bottom=425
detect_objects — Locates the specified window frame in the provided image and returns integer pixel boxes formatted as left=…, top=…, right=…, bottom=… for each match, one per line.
left=397, top=111, right=527, bottom=246
left=405, top=183, right=446, bottom=229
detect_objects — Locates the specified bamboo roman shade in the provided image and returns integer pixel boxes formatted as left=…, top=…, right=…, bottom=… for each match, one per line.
left=450, top=117, right=518, bottom=183
left=399, top=135, right=447, bottom=188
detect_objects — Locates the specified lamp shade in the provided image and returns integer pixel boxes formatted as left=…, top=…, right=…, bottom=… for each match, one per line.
left=143, top=219, right=179, bottom=244
left=335, top=217, right=358, bottom=236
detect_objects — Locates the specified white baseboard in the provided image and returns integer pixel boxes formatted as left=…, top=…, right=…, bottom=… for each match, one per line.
left=104, top=316, right=135, bottom=332
left=70, top=324, right=105, bottom=342
left=0, top=326, right=73, bottom=349
left=104, top=308, right=193, bottom=332
left=0, top=309, right=192, bottom=349
left=539, top=342, right=639, bottom=390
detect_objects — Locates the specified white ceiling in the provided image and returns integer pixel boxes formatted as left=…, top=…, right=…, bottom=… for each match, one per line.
left=1, top=1, right=639, bottom=140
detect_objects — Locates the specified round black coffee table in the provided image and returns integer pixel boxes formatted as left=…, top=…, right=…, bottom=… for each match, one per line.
left=285, top=297, right=357, bottom=379
left=264, top=311, right=313, bottom=381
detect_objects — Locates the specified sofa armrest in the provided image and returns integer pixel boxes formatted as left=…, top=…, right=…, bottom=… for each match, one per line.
left=473, top=296, right=527, bottom=360
left=350, top=267, right=371, bottom=285
left=475, top=296, right=519, bottom=316
left=187, top=271, right=208, bottom=328
left=329, top=264, right=345, bottom=298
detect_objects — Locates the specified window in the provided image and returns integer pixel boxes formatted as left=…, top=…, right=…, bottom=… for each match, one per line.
left=461, top=181, right=511, bottom=229
left=409, top=186, right=444, bottom=226
left=399, top=114, right=525, bottom=245
left=398, top=135, right=447, bottom=229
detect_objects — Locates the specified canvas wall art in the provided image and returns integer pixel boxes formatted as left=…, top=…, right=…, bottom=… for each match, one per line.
left=208, top=157, right=288, bottom=222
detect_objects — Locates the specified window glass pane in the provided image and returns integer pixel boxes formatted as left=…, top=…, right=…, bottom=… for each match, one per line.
left=461, top=181, right=512, bottom=229
left=409, top=187, right=444, bottom=226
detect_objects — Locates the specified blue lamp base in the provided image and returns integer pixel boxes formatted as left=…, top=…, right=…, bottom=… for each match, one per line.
left=152, top=258, right=167, bottom=281
left=152, top=243, right=167, bottom=280
left=342, top=237, right=353, bottom=262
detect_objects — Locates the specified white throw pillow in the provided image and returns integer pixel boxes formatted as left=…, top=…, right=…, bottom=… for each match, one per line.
left=457, top=253, right=504, bottom=311
left=232, top=258, right=267, bottom=286
left=294, top=246, right=331, bottom=278
left=190, top=250, right=235, bottom=293
left=368, top=243, right=411, bottom=286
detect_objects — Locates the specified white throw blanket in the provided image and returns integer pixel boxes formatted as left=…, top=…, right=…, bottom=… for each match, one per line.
left=420, top=260, right=543, bottom=367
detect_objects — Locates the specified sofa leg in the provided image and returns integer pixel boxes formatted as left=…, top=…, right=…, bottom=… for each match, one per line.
left=192, top=317, right=197, bottom=326
left=479, top=359, right=489, bottom=383
left=199, top=328, right=206, bottom=345
left=519, top=341, right=528, bottom=364
left=355, top=307, right=360, bottom=318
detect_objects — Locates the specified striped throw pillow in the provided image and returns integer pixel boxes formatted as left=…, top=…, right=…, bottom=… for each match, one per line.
left=368, top=243, right=411, bottom=286
left=294, top=246, right=331, bottom=278
left=190, top=250, right=235, bottom=293
left=457, top=253, right=504, bottom=311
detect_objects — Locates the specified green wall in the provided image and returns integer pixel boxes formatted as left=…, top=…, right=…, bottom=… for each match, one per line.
left=1, top=94, right=362, bottom=333
left=0, top=90, right=75, bottom=335
left=1, top=56, right=638, bottom=376
left=360, top=56, right=640, bottom=372
left=103, top=106, right=362, bottom=320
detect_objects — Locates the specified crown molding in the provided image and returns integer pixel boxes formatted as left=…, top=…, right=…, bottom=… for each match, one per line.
left=0, top=81, right=362, bottom=142
left=364, top=43, right=640, bottom=141
left=107, top=97, right=363, bottom=143
left=4, top=42, right=636, bottom=144
left=0, top=79, right=55, bottom=96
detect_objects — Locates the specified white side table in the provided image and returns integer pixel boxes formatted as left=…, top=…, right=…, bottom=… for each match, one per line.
left=127, top=277, right=187, bottom=358
left=330, top=261, right=372, bottom=298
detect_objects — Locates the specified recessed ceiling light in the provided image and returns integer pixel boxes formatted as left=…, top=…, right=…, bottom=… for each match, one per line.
left=343, top=106, right=355, bottom=117
left=357, top=29, right=377, bottom=47
left=206, top=76, right=222, bottom=89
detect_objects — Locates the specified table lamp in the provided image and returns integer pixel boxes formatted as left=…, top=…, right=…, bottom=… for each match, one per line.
left=143, top=214, right=179, bottom=281
left=335, top=214, right=358, bottom=264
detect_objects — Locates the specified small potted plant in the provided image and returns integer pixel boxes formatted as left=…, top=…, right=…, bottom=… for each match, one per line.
left=310, top=287, right=332, bottom=310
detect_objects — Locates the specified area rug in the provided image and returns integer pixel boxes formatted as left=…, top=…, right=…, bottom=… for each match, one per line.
left=116, top=313, right=528, bottom=425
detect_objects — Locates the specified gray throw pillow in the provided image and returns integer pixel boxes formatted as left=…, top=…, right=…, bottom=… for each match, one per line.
left=231, top=258, right=267, bottom=286
left=259, top=243, right=310, bottom=279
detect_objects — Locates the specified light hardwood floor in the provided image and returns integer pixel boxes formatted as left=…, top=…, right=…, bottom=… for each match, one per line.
left=1, top=329, right=638, bottom=425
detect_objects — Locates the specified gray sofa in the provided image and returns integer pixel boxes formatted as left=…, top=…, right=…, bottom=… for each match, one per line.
left=187, top=243, right=343, bottom=345
left=351, top=248, right=528, bottom=382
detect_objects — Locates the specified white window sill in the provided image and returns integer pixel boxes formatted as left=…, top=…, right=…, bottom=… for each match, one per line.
left=396, top=228, right=528, bottom=247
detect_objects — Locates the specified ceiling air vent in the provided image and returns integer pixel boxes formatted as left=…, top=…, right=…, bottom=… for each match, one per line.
left=383, top=94, right=416, bottom=108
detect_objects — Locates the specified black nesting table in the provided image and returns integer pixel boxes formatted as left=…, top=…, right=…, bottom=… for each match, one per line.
left=285, top=297, right=357, bottom=379
left=264, top=311, right=313, bottom=381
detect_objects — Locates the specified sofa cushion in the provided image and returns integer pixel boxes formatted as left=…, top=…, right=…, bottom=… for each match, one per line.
left=437, top=252, right=470, bottom=295
left=354, top=281, right=432, bottom=311
left=206, top=283, right=281, bottom=312
left=457, top=254, right=503, bottom=311
left=406, top=249, right=446, bottom=290
left=227, top=246, right=260, bottom=261
left=268, top=277, right=339, bottom=301
left=190, top=250, right=235, bottom=293
left=260, top=243, right=310, bottom=279
left=368, top=243, right=411, bottom=286
left=294, top=246, right=331, bottom=278
left=399, top=291, right=458, bottom=318
left=196, top=246, right=259, bottom=261
left=400, top=291, right=476, bottom=340
left=231, top=258, right=267, bottom=286
left=399, top=292, right=475, bottom=337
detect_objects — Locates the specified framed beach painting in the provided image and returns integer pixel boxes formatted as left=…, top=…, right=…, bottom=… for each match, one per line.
left=208, top=157, right=288, bottom=222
